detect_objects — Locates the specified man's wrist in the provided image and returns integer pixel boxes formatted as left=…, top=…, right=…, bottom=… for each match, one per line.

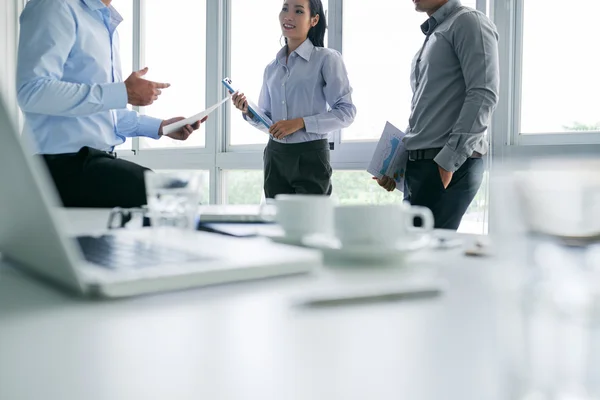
left=437, top=164, right=450, bottom=173
left=138, top=115, right=164, bottom=140
left=434, top=145, right=467, bottom=173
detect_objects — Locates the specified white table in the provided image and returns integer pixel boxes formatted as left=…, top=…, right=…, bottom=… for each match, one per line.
left=0, top=209, right=507, bottom=400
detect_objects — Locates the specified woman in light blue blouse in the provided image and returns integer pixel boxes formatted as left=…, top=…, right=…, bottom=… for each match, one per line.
left=232, top=0, right=356, bottom=198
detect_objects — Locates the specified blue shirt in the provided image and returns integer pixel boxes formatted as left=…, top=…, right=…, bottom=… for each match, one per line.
left=244, top=39, right=356, bottom=143
left=16, top=0, right=162, bottom=155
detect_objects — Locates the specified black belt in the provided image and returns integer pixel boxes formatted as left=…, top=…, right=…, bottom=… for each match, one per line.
left=267, top=139, right=329, bottom=154
left=43, top=149, right=117, bottom=161
left=408, top=148, right=483, bottom=161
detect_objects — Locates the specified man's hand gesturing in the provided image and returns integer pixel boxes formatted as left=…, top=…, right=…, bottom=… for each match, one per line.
left=124, top=67, right=170, bottom=107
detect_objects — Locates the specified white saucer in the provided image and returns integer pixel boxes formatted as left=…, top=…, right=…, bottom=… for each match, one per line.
left=304, top=235, right=431, bottom=264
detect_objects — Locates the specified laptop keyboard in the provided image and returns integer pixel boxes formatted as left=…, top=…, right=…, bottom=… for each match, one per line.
left=76, top=235, right=209, bottom=269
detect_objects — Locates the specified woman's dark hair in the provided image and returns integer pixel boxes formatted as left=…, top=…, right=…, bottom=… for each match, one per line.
left=285, top=0, right=327, bottom=48
left=307, top=0, right=327, bottom=47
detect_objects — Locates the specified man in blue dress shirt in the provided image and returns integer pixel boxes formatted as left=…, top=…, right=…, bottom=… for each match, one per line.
left=16, top=0, right=206, bottom=208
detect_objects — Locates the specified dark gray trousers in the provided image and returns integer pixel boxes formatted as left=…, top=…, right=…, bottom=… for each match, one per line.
left=263, top=139, right=332, bottom=198
left=403, top=158, right=484, bottom=230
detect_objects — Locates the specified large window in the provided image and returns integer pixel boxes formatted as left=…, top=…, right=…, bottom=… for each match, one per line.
left=520, top=0, right=600, bottom=134
left=342, top=1, right=423, bottom=142
left=332, top=171, right=403, bottom=205
left=109, top=0, right=494, bottom=236
left=116, top=0, right=133, bottom=79
left=18, top=0, right=599, bottom=235
left=342, top=0, right=478, bottom=142
left=229, top=0, right=328, bottom=146
left=222, top=169, right=485, bottom=234
left=141, top=0, right=207, bottom=149
left=157, top=170, right=211, bottom=205
left=224, top=170, right=264, bottom=204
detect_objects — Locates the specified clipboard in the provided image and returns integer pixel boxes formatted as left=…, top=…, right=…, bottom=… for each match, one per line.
left=222, top=77, right=273, bottom=129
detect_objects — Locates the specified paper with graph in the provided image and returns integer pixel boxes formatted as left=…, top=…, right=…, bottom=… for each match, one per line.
left=367, top=121, right=408, bottom=192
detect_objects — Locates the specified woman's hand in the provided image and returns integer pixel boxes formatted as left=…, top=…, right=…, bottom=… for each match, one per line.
left=269, top=118, right=305, bottom=139
left=231, top=92, right=250, bottom=115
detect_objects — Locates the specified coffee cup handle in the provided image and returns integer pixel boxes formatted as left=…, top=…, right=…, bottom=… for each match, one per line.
left=406, top=206, right=434, bottom=233
left=259, top=198, right=276, bottom=223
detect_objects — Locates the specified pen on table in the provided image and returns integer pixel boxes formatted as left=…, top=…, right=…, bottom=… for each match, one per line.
left=297, top=287, right=443, bottom=308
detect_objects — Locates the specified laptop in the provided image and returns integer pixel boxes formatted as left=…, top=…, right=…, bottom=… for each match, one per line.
left=0, top=96, right=321, bottom=298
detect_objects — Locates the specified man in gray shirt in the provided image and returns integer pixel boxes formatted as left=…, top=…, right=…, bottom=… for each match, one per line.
left=377, top=0, right=499, bottom=230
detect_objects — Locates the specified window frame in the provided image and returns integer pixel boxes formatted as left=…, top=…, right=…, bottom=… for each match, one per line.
left=118, top=0, right=490, bottom=205
left=494, top=0, right=600, bottom=149
left=124, top=0, right=212, bottom=156
left=2, top=0, right=25, bottom=125
left=11, top=0, right=599, bottom=233
left=16, top=0, right=496, bottom=234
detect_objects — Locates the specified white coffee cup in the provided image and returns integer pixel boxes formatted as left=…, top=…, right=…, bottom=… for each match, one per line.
left=261, top=194, right=334, bottom=239
left=334, top=204, right=434, bottom=248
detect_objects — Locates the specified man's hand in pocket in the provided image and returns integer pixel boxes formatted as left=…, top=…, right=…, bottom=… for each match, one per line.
left=437, top=165, right=453, bottom=189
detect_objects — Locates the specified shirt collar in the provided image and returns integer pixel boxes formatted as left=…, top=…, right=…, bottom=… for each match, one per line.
left=81, top=0, right=123, bottom=29
left=294, top=39, right=314, bottom=61
left=276, top=38, right=315, bottom=64
left=81, top=0, right=106, bottom=11
left=108, top=5, right=123, bottom=24
left=420, top=0, right=461, bottom=35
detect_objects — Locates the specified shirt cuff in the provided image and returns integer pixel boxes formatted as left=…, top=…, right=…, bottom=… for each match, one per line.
left=100, top=82, right=128, bottom=110
left=138, top=115, right=163, bottom=140
left=434, top=145, right=469, bottom=173
left=243, top=112, right=259, bottom=126
left=303, top=116, right=318, bottom=134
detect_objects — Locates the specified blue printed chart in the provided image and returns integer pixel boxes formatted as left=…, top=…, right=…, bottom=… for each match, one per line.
left=367, top=122, right=408, bottom=192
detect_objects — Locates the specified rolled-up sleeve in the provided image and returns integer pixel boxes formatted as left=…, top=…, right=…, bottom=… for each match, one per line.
left=434, top=11, right=499, bottom=172
left=303, top=51, right=356, bottom=134
left=16, top=0, right=127, bottom=116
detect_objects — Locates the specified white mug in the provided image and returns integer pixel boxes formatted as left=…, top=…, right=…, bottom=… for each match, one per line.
left=261, top=194, right=334, bottom=239
left=334, top=204, right=434, bottom=248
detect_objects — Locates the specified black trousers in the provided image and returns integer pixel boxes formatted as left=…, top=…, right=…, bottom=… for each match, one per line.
left=263, top=139, right=332, bottom=198
left=42, top=147, right=151, bottom=208
left=403, top=158, right=484, bottom=230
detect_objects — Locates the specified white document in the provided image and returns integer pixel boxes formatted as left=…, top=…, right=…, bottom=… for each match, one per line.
left=367, top=121, right=409, bottom=193
left=161, top=96, right=229, bottom=136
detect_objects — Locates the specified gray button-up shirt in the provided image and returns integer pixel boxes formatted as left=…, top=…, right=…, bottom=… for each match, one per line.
left=244, top=39, right=356, bottom=143
left=403, top=0, right=500, bottom=172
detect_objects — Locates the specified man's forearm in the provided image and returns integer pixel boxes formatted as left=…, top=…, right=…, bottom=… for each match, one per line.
left=17, top=79, right=127, bottom=116
left=435, top=87, right=497, bottom=172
